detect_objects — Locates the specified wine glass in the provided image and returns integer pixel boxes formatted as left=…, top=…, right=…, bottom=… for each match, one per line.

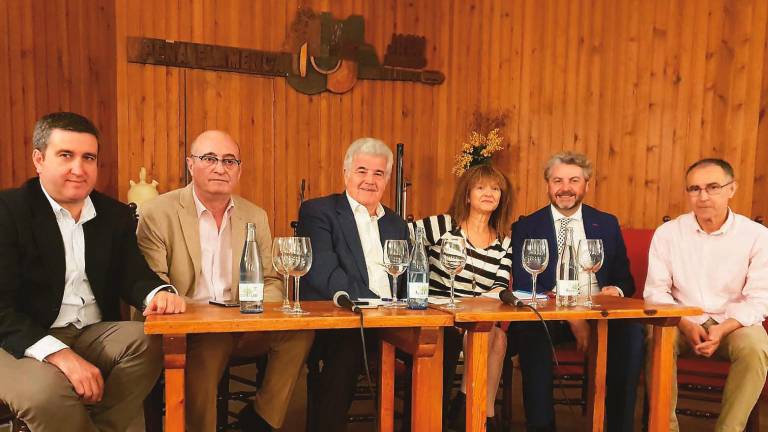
left=382, top=240, right=411, bottom=308
left=440, top=236, right=467, bottom=309
left=283, top=237, right=312, bottom=315
left=577, top=239, right=604, bottom=307
left=272, top=237, right=292, bottom=312
left=522, top=239, right=549, bottom=307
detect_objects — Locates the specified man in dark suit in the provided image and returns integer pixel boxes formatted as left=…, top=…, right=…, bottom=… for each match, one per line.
left=508, top=151, right=643, bottom=432
left=298, top=137, right=409, bottom=431
left=0, top=112, right=185, bottom=432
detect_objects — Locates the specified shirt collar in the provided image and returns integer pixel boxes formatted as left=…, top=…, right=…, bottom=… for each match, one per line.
left=550, top=204, right=582, bottom=223
left=39, top=181, right=96, bottom=224
left=689, top=208, right=735, bottom=236
left=346, top=192, right=385, bottom=220
left=192, top=186, right=234, bottom=218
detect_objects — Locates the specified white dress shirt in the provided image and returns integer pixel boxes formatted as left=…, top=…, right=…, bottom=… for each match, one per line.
left=24, top=184, right=174, bottom=362
left=644, top=210, right=768, bottom=327
left=191, top=187, right=235, bottom=303
left=346, top=193, right=391, bottom=299
left=550, top=204, right=624, bottom=296
left=551, top=205, right=594, bottom=293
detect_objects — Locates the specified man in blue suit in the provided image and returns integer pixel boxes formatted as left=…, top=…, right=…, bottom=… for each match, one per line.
left=298, top=137, right=409, bottom=431
left=509, top=151, right=643, bottom=432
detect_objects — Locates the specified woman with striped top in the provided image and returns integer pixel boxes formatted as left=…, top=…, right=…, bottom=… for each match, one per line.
left=409, top=164, right=513, bottom=430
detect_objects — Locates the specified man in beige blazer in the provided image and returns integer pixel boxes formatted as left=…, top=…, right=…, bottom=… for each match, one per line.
left=137, top=130, right=313, bottom=432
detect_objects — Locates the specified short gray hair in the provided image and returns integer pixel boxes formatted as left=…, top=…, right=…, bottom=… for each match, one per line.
left=343, top=138, right=393, bottom=176
left=543, top=151, right=593, bottom=181
left=32, top=112, right=100, bottom=154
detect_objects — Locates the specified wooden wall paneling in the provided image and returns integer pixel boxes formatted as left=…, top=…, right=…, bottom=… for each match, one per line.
left=627, top=0, right=655, bottom=229
left=594, top=0, right=617, bottom=218
left=490, top=0, right=518, bottom=200
left=536, top=0, right=555, bottom=211
left=0, top=0, right=116, bottom=194
left=15, top=0, right=36, bottom=184
left=640, top=0, right=667, bottom=229
left=520, top=0, right=543, bottom=214
left=563, top=0, right=583, bottom=154
left=549, top=0, right=569, bottom=154
left=673, top=1, right=710, bottom=218
left=598, top=0, right=630, bottom=224
left=753, top=3, right=768, bottom=222
left=9, top=0, right=34, bottom=185
left=654, top=0, right=687, bottom=225
left=720, top=0, right=750, bottom=213
left=3, top=0, right=21, bottom=187
left=0, top=1, right=13, bottom=187
left=108, top=0, right=768, bottom=229
left=582, top=0, right=602, bottom=208
left=738, top=0, right=768, bottom=216
left=698, top=0, right=725, bottom=168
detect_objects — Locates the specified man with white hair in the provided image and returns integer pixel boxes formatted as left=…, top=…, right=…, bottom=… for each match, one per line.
left=298, top=137, right=409, bottom=431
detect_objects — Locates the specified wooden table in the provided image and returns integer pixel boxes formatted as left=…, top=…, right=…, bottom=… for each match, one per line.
left=432, top=296, right=701, bottom=432
left=144, top=301, right=453, bottom=432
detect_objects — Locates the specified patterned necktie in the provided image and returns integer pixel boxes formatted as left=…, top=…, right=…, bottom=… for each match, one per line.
left=557, top=218, right=572, bottom=254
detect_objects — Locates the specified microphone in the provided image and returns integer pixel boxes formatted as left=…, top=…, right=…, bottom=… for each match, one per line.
left=499, top=289, right=526, bottom=307
left=333, top=291, right=361, bottom=313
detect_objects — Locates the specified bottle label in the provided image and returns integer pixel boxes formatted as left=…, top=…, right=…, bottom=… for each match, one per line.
left=556, top=280, right=579, bottom=296
left=408, top=282, right=429, bottom=299
left=239, top=282, right=264, bottom=302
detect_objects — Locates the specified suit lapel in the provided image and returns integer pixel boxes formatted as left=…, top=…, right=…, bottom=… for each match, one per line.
left=378, top=213, right=399, bottom=244
left=581, top=205, right=606, bottom=286
left=335, top=195, right=369, bottom=287
left=178, top=185, right=202, bottom=282
left=541, top=208, right=558, bottom=288
left=83, top=196, right=111, bottom=296
left=27, top=181, right=67, bottom=300
left=582, top=205, right=601, bottom=240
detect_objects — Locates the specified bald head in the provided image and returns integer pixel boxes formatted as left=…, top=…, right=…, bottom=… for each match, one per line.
left=186, top=129, right=242, bottom=201
left=190, top=130, right=241, bottom=158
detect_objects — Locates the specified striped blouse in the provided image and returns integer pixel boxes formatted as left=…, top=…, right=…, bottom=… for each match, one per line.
left=409, top=214, right=513, bottom=298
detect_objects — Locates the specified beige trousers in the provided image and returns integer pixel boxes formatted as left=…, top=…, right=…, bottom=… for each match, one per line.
left=0, top=321, right=162, bottom=432
left=646, top=320, right=768, bottom=432
left=185, top=330, right=314, bottom=432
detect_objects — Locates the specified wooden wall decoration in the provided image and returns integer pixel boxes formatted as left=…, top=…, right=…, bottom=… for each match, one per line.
left=127, top=9, right=444, bottom=96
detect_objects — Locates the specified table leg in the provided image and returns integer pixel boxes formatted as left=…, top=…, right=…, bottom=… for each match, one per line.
left=648, top=325, right=675, bottom=432
left=464, top=324, right=492, bottom=432
left=411, top=328, right=443, bottom=431
left=586, top=320, right=608, bottom=432
left=162, top=334, right=186, bottom=432
left=379, top=327, right=443, bottom=432
left=378, top=339, right=395, bottom=432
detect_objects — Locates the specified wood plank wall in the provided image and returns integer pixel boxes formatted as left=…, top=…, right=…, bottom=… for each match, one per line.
left=0, top=0, right=117, bottom=196
left=114, top=0, right=768, bottom=236
left=3, top=0, right=766, bottom=235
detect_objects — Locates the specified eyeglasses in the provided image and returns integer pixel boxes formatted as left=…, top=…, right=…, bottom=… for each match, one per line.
left=189, top=154, right=241, bottom=169
left=685, top=180, right=734, bottom=196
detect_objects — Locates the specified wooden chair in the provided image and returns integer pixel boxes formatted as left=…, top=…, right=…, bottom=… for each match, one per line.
left=0, top=403, right=29, bottom=432
left=216, top=355, right=269, bottom=431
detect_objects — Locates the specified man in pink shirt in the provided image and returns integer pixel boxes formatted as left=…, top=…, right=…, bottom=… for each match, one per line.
left=644, top=158, right=768, bottom=432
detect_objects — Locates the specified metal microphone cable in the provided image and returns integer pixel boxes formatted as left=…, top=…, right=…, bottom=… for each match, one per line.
left=517, top=303, right=577, bottom=415
left=358, top=312, right=376, bottom=402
